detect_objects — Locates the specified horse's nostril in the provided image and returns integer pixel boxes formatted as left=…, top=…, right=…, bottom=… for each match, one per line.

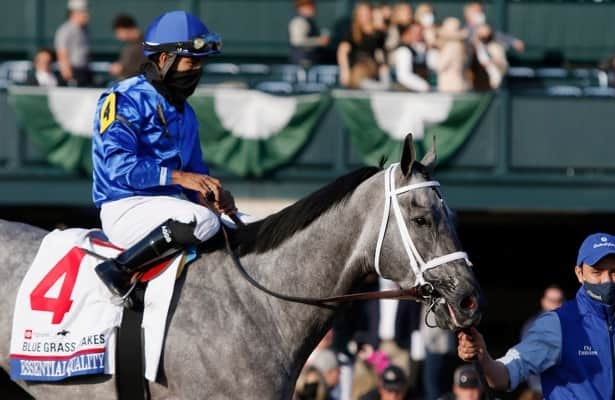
left=460, top=295, right=477, bottom=311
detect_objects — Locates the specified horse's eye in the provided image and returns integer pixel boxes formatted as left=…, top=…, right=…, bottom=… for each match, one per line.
left=413, top=216, right=428, bottom=226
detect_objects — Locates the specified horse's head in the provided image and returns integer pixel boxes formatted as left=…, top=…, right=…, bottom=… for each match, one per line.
left=368, top=134, right=484, bottom=330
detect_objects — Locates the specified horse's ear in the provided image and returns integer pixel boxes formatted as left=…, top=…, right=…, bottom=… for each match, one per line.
left=421, top=136, right=437, bottom=173
left=400, top=133, right=416, bottom=176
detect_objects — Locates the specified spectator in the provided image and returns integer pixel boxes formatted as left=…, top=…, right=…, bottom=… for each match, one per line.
left=311, top=349, right=342, bottom=400
left=354, top=333, right=392, bottom=376
left=358, top=365, right=407, bottom=400
left=599, top=55, right=615, bottom=86
left=421, top=302, right=457, bottom=400
left=54, top=0, right=91, bottom=86
left=337, top=2, right=388, bottom=89
left=415, top=3, right=437, bottom=49
left=289, top=0, right=330, bottom=67
left=364, top=279, right=423, bottom=375
left=109, top=14, right=147, bottom=80
left=434, top=18, right=470, bottom=93
left=463, top=2, right=524, bottom=53
left=521, top=285, right=565, bottom=339
left=350, top=331, right=385, bottom=400
left=295, top=365, right=330, bottom=400
left=307, top=329, right=353, bottom=400
left=470, top=24, right=508, bottom=90
left=380, top=4, right=393, bottom=28
left=26, top=48, right=59, bottom=87
left=438, top=365, right=484, bottom=400
left=392, top=23, right=430, bottom=92
left=372, top=5, right=390, bottom=35
left=385, top=2, right=413, bottom=52
left=520, top=284, right=564, bottom=394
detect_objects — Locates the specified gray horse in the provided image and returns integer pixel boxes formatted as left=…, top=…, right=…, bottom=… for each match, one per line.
left=0, top=136, right=483, bottom=399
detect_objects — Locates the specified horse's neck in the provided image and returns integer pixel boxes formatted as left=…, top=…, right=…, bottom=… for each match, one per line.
left=242, top=200, right=370, bottom=375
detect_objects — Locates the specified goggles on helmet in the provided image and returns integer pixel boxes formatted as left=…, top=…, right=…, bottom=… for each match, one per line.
left=143, top=32, right=222, bottom=56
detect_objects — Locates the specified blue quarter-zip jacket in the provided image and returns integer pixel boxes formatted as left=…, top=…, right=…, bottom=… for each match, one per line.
left=541, top=287, right=615, bottom=399
left=92, top=75, right=208, bottom=208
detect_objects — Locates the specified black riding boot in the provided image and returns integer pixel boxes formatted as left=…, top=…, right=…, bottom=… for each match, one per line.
left=95, top=219, right=198, bottom=297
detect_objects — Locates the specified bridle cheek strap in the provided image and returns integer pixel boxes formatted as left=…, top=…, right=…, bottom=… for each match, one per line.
left=374, top=163, right=472, bottom=287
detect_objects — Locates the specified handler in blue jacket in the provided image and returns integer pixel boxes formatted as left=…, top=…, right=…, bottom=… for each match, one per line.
left=458, top=232, right=615, bottom=399
left=92, top=11, right=247, bottom=298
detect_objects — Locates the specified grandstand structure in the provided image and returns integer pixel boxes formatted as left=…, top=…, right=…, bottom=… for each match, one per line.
left=1, top=0, right=615, bottom=212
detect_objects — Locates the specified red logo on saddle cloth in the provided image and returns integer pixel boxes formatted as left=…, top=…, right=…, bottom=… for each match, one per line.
left=24, top=330, right=32, bottom=339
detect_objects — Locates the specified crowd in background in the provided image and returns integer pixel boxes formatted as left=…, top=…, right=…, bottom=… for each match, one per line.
left=289, top=0, right=521, bottom=93
left=27, top=0, right=146, bottom=88
left=292, top=281, right=565, bottom=400
left=28, top=0, right=521, bottom=94
left=18, top=0, right=615, bottom=95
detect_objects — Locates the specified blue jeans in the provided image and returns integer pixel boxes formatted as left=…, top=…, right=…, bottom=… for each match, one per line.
left=422, top=351, right=452, bottom=400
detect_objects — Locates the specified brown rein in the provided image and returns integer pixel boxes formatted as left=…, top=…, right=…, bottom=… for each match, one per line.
left=222, top=215, right=430, bottom=307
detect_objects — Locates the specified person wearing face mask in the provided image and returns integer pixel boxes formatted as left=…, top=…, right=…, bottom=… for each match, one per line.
left=92, top=10, right=250, bottom=297
left=414, top=3, right=437, bottom=49
left=463, top=2, right=524, bottom=53
left=384, top=2, right=413, bottom=53
left=458, top=232, right=615, bottom=400
left=470, top=24, right=508, bottom=91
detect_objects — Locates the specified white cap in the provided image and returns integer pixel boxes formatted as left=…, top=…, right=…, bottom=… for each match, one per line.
left=68, top=0, right=88, bottom=11
left=310, top=349, right=339, bottom=373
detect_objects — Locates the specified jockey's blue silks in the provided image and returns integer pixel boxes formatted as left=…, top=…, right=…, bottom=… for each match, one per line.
left=93, top=10, right=221, bottom=209
left=92, top=75, right=209, bottom=208
left=541, top=287, right=615, bottom=399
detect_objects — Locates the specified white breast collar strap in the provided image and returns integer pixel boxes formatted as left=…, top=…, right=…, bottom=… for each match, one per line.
left=373, top=163, right=471, bottom=286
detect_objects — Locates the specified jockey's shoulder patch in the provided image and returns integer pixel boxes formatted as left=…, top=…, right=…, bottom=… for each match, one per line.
left=99, top=92, right=117, bottom=134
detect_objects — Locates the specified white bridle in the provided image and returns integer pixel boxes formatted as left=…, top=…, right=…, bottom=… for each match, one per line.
left=374, top=163, right=472, bottom=287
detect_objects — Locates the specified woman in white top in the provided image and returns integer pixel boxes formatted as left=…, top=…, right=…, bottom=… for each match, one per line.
left=472, top=24, right=508, bottom=90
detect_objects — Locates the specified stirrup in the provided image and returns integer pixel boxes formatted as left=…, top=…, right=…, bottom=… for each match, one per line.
left=110, top=273, right=142, bottom=308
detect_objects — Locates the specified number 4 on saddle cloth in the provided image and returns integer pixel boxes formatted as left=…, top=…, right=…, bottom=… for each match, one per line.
left=9, top=228, right=194, bottom=383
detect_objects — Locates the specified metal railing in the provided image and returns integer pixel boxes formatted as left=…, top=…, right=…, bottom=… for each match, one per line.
left=2, top=60, right=614, bottom=97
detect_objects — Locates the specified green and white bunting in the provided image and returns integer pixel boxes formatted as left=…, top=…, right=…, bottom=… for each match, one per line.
left=190, top=88, right=330, bottom=177
left=333, top=90, right=492, bottom=166
left=8, top=86, right=491, bottom=178
left=9, top=86, right=100, bottom=172
left=8, top=86, right=330, bottom=177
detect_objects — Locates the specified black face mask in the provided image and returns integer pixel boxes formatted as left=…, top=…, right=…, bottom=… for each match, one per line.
left=298, top=382, right=319, bottom=400
left=584, top=280, right=615, bottom=306
left=142, top=61, right=202, bottom=111
left=164, top=67, right=202, bottom=104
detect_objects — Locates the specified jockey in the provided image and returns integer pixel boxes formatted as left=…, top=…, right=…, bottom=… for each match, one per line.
left=92, top=11, right=241, bottom=297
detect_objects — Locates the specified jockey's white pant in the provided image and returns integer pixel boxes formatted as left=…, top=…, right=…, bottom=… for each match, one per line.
left=100, top=195, right=253, bottom=248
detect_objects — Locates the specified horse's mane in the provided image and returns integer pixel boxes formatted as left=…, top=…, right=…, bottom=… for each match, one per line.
left=229, top=166, right=381, bottom=255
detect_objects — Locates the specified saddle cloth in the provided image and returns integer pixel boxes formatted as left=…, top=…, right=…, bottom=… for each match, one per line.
left=9, top=228, right=183, bottom=382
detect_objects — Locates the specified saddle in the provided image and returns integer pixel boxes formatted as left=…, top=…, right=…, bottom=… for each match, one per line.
left=9, top=229, right=189, bottom=400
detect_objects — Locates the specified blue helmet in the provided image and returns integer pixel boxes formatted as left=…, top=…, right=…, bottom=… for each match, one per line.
left=143, top=10, right=222, bottom=57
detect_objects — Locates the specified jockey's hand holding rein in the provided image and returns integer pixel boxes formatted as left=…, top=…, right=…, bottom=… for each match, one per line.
left=457, top=327, right=510, bottom=391
left=170, top=170, right=237, bottom=215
